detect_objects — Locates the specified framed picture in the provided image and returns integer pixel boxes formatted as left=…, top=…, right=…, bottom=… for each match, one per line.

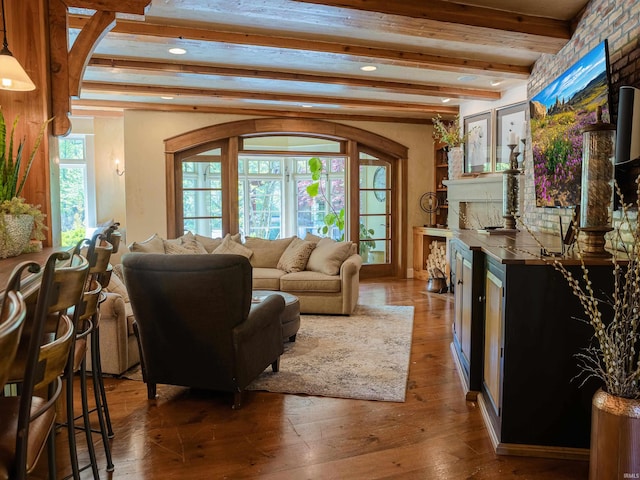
left=496, top=102, right=527, bottom=172
left=464, top=111, right=492, bottom=173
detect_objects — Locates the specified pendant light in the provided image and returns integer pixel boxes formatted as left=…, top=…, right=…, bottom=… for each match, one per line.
left=0, top=0, right=35, bottom=91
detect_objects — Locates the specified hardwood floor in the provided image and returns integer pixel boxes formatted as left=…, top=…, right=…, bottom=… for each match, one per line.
left=51, top=278, right=589, bottom=479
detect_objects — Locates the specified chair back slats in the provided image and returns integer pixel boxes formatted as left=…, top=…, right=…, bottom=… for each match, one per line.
left=32, top=315, right=74, bottom=396
left=76, top=279, right=101, bottom=323
left=0, top=291, right=27, bottom=390
left=45, top=260, right=90, bottom=314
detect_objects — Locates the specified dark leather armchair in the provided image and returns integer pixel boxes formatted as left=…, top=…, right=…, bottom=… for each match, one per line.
left=122, top=253, right=285, bottom=408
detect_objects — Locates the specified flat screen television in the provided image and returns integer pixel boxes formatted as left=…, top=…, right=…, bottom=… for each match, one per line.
left=530, top=40, right=611, bottom=207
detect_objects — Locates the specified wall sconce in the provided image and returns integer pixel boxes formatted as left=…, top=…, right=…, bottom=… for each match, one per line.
left=115, top=159, right=125, bottom=176
left=0, top=0, right=36, bottom=91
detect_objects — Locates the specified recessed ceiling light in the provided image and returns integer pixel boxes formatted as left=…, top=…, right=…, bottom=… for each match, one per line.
left=490, top=80, right=503, bottom=86
left=360, top=65, right=377, bottom=72
left=301, top=104, right=313, bottom=108
left=161, top=96, right=174, bottom=100
left=457, top=75, right=477, bottom=82
left=442, top=98, right=451, bottom=103
left=169, top=47, right=187, bottom=55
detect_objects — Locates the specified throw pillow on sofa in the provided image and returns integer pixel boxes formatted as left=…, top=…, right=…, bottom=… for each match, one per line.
left=178, top=232, right=209, bottom=253
left=277, top=237, right=316, bottom=272
left=196, top=233, right=241, bottom=253
left=213, top=233, right=253, bottom=258
left=306, top=237, right=353, bottom=275
left=163, top=239, right=193, bottom=254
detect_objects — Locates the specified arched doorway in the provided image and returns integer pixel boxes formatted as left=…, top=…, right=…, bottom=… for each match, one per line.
left=165, top=118, right=408, bottom=278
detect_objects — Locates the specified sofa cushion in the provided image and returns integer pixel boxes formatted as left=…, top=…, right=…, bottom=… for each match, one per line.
left=306, top=237, right=353, bottom=275
left=213, top=234, right=253, bottom=258
left=280, top=271, right=342, bottom=293
left=277, top=237, right=315, bottom=273
left=178, top=232, right=209, bottom=253
left=106, top=270, right=129, bottom=303
left=244, top=236, right=294, bottom=268
left=196, top=233, right=241, bottom=253
left=252, top=267, right=286, bottom=290
left=128, top=233, right=165, bottom=253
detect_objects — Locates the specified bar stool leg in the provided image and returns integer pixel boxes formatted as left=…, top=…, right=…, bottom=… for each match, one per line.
left=79, top=359, right=101, bottom=478
left=64, top=366, right=81, bottom=480
left=91, top=324, right=114, bottom=471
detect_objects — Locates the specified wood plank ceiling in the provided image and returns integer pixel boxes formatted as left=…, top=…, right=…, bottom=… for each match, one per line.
left=69, top=0, right=590, bottom=124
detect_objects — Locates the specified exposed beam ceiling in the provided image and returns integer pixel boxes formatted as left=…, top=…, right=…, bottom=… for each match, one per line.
left=65, top=0, right=590, bottom=123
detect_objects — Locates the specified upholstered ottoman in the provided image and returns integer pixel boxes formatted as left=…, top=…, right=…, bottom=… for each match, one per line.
left=252, top=290, right=300, bottom=342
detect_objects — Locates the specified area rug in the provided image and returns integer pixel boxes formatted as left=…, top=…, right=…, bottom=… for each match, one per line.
left=246, top=304, right=414, bottom=402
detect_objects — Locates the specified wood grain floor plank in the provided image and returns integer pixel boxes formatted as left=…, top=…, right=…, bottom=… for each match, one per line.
left=46, top=278, right=589, bottom=479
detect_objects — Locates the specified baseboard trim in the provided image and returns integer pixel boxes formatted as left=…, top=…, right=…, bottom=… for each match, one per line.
left=477, top=393, right=590, bottom=461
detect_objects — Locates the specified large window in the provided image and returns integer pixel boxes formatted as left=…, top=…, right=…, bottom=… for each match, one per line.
left=236, top=155, right=346, bottom=240
left=166, top=119, right=407, bottom=278
left=58, top=135, right=95, bottom=247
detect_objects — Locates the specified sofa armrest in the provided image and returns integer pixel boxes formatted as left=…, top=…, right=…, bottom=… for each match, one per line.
left=233, top=294, right=285, bottom=387
left=339, top=253, right=362, bottom=315
left=340, top=253, right=363, bottom=278
left=88, top=291, right=130, bottom=375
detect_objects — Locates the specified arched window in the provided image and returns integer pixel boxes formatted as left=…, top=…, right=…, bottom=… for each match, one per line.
left=165, top=119, right=408, bottom=278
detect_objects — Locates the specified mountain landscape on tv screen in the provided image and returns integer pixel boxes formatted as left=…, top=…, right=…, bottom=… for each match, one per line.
left=530, top=44, right=609, bottom=208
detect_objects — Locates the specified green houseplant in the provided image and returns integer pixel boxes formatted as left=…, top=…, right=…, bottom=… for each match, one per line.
left=0, top=111, right=49, bottom=258
left=432, top=114, right=469, bottom=149
left=306, top=157, right=375, bottom=261
left=306, top=156, right=346, bottom=239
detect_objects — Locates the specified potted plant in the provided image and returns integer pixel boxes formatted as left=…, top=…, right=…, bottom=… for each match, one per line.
left=432, top=114, right=467, bottom=149
left=0, top=111, right=49, bottom=258
left=359, top=222, right=376, bottom=263
left=306, top=156, right=345, bottom=240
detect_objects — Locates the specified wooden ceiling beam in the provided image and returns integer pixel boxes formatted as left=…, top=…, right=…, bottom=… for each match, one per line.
left=81, top=81, right=459, bottom=114
left=88, top=57, right=502, bottom=101
left=68, top=15, right=531, bottom=78
left=71, top=99, right=433, bottom=124
left=48, top=0, right=151, bottom=136
left=292, top=0, right=572, bottom=39
left=62, top=0, right=150, bottom=15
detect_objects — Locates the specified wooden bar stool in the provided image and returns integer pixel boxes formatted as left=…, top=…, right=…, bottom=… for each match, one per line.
left=74, top=233, right=115, bottom=473
left=0, top=252, right=88, bottom=480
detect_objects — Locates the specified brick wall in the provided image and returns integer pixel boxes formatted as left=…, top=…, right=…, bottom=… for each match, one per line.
left=524, top=0, right=640, bottom=237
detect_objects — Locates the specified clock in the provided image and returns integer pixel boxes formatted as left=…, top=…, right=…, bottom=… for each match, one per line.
left=373, top=167, right=386, bottom=202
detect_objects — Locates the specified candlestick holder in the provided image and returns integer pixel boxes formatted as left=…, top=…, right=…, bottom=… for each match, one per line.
left=503, top=144, right=521, bottom=231
left=519, top=137, right=527, bottom=171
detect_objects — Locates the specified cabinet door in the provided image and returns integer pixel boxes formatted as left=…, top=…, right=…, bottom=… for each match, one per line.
left=483, top=269, right=504, bottom=415
left=453, top=251, right=464, bottom=342
left=460, top=258, right=473, bottom=362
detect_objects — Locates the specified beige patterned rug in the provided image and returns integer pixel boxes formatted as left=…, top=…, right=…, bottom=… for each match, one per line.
left=247, top=304, right=414, bottom=402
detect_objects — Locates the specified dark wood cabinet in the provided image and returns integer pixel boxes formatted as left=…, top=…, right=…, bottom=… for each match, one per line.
left=449, top=238, right=484, bottom=398
left=450, top=231, right=612, bottom=459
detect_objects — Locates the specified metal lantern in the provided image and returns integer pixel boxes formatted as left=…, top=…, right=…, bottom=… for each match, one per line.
left=579, top=108, right=616, bottom=256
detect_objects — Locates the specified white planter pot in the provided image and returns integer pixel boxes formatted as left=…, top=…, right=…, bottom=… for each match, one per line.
left=0, top=214, right=34, bottom=258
